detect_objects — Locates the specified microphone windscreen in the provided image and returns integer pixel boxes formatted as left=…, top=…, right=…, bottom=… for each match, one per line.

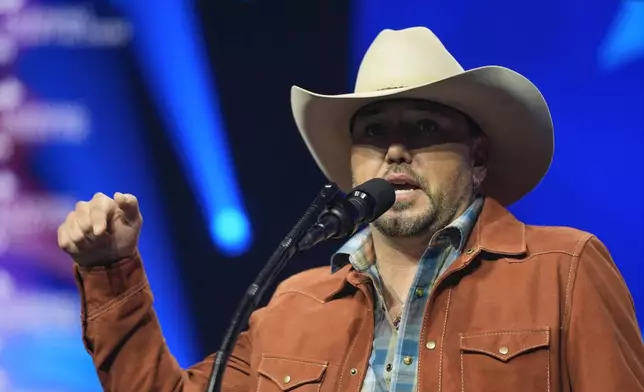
left=353, top=178, right=395, bottom=220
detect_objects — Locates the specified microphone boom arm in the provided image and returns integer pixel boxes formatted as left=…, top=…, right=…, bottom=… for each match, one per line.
left=205, top=183, right=342, bottom=392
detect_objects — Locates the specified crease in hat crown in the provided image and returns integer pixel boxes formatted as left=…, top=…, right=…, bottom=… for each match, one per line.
left=354, top=27, right=466, bottom=94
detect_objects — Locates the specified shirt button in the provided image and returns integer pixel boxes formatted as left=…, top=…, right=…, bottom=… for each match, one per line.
left=403, top=356, right=413, bottom=365
left=415, top=288, right=425, bottom=298
left=385, top=363, right=393, bottom=372
left=426, top=340, right=437, bottom=350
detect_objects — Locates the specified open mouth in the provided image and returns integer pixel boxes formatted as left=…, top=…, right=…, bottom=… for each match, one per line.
left=390, top=181, right=420, bottom=194
left=385, top=173, right=421, bottom=196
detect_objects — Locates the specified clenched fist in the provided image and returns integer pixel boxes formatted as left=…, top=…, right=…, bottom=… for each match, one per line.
left=58, top=192, right=143, bottom=266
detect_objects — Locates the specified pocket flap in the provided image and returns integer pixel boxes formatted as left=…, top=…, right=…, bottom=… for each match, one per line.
left=460, top=327, right=550, bottom=362
left=258, top=355, right=328, bottom=391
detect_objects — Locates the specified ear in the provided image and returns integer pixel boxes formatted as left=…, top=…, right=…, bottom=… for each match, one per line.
left=471, top=134, right=489, bottom=189
left=472, top=165, right=487, bottom=189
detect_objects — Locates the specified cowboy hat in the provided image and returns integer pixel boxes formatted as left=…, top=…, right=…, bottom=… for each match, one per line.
left=290, top=26, right=554, bottom=206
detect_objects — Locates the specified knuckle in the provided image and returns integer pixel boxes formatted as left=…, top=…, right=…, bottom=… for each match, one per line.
left=76, top=207, right=90, bottom=219
left=69, top=232, right=83, bottom=243
left=57, top=228, right=67, bottom=245
left=92, top=193, right=114, bottom=209
left=76, top=215, right=90, bottom=227
left=90, top=207, right=106, bottom=219
left=75, top=200, right=88, bottom=210
left=92, top=192, right=109, bottom=204
left=78, top=220, right=92, bottom=232
left=59, top=240, right=71, bottom=251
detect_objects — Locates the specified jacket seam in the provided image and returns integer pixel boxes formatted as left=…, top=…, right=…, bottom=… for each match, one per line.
left=335, top=301, right=368, bottom=392
left=438, top=287, right=453, bottom=392
left=523, top=250, right=575, bottom=261
left=561, top=234, right=594, bottom=330
left=461, top=328, right=549, bottom=338
left=77, top=253, right=140, bottom=274
left=252, top=283, right=327, bottom=333
left=85, top=280, right=148, bottom=321
left=272, top=289, right=326, bottom=304
left=560, top=234, right=594, bottom=392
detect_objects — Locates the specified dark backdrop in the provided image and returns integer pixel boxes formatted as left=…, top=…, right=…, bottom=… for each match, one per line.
left=121, top=0, right=644, bottom=361
left=128, top=0, right=351, bottom=356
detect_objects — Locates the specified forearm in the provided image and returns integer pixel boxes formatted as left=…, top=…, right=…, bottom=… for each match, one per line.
left=76, top=253, right=210, bottom=391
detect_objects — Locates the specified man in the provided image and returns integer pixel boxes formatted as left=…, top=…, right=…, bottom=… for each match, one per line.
left=58, top=27, right=644, bottom=391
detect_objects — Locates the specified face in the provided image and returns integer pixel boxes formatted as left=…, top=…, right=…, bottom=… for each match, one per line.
left=350, top=99, right=487, bottom=238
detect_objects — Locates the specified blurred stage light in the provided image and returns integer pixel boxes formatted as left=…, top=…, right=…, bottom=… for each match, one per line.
left=113, top=1, right=253, bottom=256
left=599, top=1, right=644, bottom=70
left=18, top=2, right=198, bottom=382
left=212, top=207, right=252, bottom=255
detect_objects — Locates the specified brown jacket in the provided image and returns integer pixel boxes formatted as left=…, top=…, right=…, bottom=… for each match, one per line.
left=75, top=198, right=644, bottom=392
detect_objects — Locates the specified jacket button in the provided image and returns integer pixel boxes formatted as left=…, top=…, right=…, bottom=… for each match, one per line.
left=426, top=340, right=437, bottom=350
left=283, top=376, right=291, bottom=384
left=350, top=368, right=358, bottom=376
left=499, top=346, right=509, bottom=355
left=465, top=248, right=475, bottom=255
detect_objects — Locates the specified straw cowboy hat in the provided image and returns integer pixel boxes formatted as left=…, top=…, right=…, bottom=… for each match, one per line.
left=290, top=26, right=554, bottom=206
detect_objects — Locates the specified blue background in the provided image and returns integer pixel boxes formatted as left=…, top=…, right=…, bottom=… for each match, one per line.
left=1, top=0, right=641, bottom=390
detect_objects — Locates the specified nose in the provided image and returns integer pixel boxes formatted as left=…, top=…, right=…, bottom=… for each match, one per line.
left=385, top=143, right=412, bottom=165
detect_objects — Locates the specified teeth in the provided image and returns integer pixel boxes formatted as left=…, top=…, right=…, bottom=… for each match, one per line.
left=395, top=189, right=414, bottom=194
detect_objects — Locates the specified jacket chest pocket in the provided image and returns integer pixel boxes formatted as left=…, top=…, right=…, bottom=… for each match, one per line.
left=256, top=355, right=330, bottom=392
left=459, top=327, right=551, bottom=392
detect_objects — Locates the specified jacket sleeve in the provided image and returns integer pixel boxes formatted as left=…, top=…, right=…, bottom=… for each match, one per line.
left=564, top=236, right=644, bottom=391
left=74, top=252, right=252, bottom=392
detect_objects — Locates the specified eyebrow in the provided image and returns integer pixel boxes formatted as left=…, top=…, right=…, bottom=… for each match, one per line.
left=410, top=102, right=439, bottom=111
left=356, top=102, right=444, bottom=119
left=357, top=106, right=384, bottom=117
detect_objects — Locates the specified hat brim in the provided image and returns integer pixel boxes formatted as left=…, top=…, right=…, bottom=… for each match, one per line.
left=290, top=65, right=554, bottom=206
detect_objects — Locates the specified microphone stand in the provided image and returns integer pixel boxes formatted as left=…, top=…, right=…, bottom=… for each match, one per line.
left=205, top=183, right=342, bottom=392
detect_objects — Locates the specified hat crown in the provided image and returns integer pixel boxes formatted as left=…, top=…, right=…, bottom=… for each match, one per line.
left=354, top=27, right=465, bottom=93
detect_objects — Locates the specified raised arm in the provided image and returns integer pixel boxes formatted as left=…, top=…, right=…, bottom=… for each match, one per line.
left=59, top=192, right=252, bottom=391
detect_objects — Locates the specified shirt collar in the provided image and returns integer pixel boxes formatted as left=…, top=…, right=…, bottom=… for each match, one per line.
left=330, top=196, right=485, bottom=272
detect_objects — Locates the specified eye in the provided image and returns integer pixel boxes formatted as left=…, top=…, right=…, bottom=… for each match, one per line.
left=415, top=119, right=439, bottom=133
left=364, top=123, right=386, bottom=138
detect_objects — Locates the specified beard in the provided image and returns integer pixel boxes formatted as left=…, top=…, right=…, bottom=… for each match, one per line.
left=373, top=190, right=440, bottom=237
left=370, top=165, right=461, bottom=238
left=354, top=164, right=470, bottom=238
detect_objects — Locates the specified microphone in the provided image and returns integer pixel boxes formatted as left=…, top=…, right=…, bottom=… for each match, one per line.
left=297, top=178, right=395, bottom=251
left=205, top=179, right=392, bottom=392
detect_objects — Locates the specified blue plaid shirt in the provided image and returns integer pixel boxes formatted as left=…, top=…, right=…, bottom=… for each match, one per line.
left=331, top=197, right=484, bottom=392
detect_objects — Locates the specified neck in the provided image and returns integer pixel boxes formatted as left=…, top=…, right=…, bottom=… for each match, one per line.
left=370, top=196, right=477, bottom=297
left=371, top=229, right=431, bottom=269
left=370, top=229, right=430, bottom=305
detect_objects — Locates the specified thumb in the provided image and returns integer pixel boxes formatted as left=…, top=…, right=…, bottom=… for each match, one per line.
left=114, top=192, right=141, bottom=222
